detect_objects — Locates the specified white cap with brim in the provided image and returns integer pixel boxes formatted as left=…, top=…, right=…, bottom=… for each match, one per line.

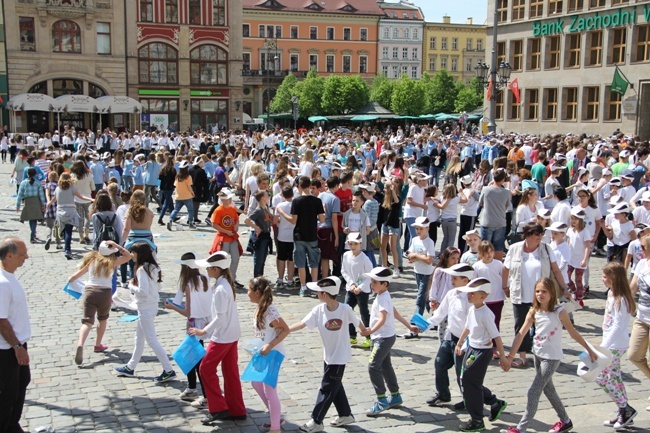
left=359, top=182, right=377, bottom=192
left=443, top=263, right=474, bottom=279
left=172, top=252, right=202, bottom=269
left=642, top=191, right=650, bottom=202
left=346, top=232, right=362, bottom=244
left=178, top=161, right=190, bottom=169
left=306, top=276, right=341, bottom=295
left=457, top=277, right=492, bottom=294
left=362, top=267, right=393, bottom=282
left=98, top=241, right=118, bottom=256
left=571, top=208, right=587, bottom=219
left=411, top=216, right=431, bottom=228
left=608, top=203, right=632, bottom=214
left=460, top=174, right=473, bottom=185
left=545, top=222, right=568, bottom=233
left=217, top=188, right=236, bottom=200
left=195, top=251, right=231, bottom=269
left=462, top=229, right=480, bottom=241
left=537, top=209, right=552, bottom=219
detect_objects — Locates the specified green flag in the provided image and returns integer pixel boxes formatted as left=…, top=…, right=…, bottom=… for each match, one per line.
left=611, top=66, right=629, bottom=96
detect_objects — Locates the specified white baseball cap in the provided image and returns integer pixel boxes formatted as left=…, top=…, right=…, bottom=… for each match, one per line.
left=98, top=242, right=118, bottom=256
left=457, top=277, right=492, bottom=294
left=306, top=276, right=342, bottom=295
left=195, top=251, right=231, bottom=269
left=363, top=267, right=393, bottom=282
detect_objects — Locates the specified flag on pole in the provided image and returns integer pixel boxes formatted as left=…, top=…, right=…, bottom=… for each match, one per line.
left=508, top=78, right=521, bottom=104
left=611, top=66, right=630, bottom=96
left=486, top=78, right=493, bottom=101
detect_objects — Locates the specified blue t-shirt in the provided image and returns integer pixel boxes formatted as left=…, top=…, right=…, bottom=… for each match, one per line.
left=90, top=162, right=105, bottom=184
left=318, top=191, right=341, bottom=229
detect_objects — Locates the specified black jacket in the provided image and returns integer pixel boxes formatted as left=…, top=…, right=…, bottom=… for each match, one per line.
left=189, top=165, right=209, bottom=202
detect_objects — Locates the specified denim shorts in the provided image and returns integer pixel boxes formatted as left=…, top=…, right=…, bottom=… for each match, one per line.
left=480, top=226, right=506, bottom=252
left=293, top=240, right=321, bottom=269
left=381, top=223, right=401, bottom=236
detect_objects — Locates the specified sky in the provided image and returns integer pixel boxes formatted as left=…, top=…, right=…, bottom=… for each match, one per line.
left=410, top=0, right=489, bottom=25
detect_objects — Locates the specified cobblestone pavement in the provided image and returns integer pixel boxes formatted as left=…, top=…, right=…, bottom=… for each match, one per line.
left=2, top=162, right=649, bottom=433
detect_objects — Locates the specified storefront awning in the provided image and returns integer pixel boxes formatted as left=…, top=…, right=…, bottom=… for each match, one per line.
left=7, top=94, right=59, bottom=112
left=55, top=95, right=97, bottom=113
left=94, top=96, right=143, bottom=113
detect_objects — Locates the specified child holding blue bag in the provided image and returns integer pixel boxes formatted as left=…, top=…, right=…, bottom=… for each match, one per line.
left=165, top=252, right=213, bottom=404
left=247, top=277, right=290, bottom=433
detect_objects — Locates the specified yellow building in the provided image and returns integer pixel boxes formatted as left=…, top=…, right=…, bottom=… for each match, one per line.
left=423, top=16, right=487, bottom=84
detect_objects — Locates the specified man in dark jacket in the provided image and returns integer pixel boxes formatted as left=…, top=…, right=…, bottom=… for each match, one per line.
left=189, top=156, right=210, bottom=224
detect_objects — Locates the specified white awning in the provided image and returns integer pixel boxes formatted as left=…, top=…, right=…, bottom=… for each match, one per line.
left=55, top=95, right=97, bottom=113
left=6, top=93, right=59, bottom=112
left=94, top=96, right=143, bottom=114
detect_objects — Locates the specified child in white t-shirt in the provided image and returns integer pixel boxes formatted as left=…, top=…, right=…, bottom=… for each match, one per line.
left=342, top=232, right=373, bottom=349
left=360, top=267, right=419, bottom=417
left=605, top=203, right=636, bottom=264
left=407, top=216, right=436, bottom=320
left=625, top=223, right=649, bottom=274
left=567, top=208, right=591, bottom=304
left=289, top=276, right=365, bottom=432
left=460, top=229, right=481, bottom=266
left=547, top=222, right=571, bottom=286
left=472, top=241, right=504, bottom=358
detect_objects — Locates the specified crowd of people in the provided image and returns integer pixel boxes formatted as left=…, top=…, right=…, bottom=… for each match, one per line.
left=3, top=123, right=650, bottom=433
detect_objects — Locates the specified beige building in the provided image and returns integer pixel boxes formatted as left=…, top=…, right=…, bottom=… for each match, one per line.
left=487, top=0, right=650, bottom=138
left=423, top=16, right=487, bottom=84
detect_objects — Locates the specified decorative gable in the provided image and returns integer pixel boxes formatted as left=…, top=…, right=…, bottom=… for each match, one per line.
left=305, top=2, right=323, bottom=11
left=259, top=0, right=285, bottom=9
left=339, top=4, right=357, bottom=12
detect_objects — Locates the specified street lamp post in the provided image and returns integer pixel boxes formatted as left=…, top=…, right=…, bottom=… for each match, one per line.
left=264, top=38, right=278, bottom=130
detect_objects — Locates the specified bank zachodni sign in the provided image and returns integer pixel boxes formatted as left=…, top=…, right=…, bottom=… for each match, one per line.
left=532, top=5, right=650, bottom=36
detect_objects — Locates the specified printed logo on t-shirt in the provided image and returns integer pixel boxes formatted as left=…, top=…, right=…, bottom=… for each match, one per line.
left=220, top=215, right=234, bottom=229
left=324, top=319, right=343, bottom=331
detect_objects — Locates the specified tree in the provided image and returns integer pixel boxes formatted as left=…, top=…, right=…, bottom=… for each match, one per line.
left=454, top=77, right=484, bottom=113
left=321, top=75, right=369, bottom=114
left=297, top=70, right=325, bottom=117
left=390, top=74, right=424, bottom=116
left=369, top=75, right=394, bottom=110
left=424, top=69, right=458, bottom=114
left=270, top=74, right=298, bottom=113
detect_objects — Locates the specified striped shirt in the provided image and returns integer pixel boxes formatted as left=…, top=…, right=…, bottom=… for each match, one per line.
left=35, top=158, right=50, bottom=185
left=363, top=198, right=380, bottom=227
left=16, top=179, right=46, bottom=209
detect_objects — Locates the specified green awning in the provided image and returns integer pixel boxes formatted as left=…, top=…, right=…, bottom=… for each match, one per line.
left=350, top=115, right=378, bottom=122
left=467, top=114, right=482, bottom=120
left=308, top=116, right=329, bottom=122
left=395, top=115, right=419, bottom=119
left=419, top=114, right=437, bottom=119
left=259, top=112, right=293, bottom=120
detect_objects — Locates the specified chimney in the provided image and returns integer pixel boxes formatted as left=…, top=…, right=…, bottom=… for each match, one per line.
left=467, top=17, right=473, bottom=25
left=443, top=15, right=451, bottom=24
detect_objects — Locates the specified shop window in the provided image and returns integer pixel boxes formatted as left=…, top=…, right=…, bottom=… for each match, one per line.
left=138, top=42, right=178, bottom=84
left=52, top=20, right=81, bottom=53
left=19, top=17, right=35, bottom=52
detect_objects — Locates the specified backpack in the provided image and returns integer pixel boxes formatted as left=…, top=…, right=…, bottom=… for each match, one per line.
left=93, top=214, right=119, bottom=251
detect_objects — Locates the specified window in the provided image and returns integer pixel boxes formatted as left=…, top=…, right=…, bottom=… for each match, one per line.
left=343, top=55, right=351, bottom=73
left=528, top=38, right=541, bottom=70
left=466, top=58, right=473, bottom=71
left=547, top=35, right=560, bottom=69
left=290, top=54, right=298, bottom=71
left=548, top=0, right=562, bottom=14
left=411, top=66, right=418, bottom=78
left=567, top=33, right=581, bottom=67
left=191, top=100, right=228, bottom=135
left=413, top=29, right=418, bottom=40
left=275, top=26, right=282, bottom=38
left=138, top=42, right=178, bottom=84
left=610, top=28, right=626, bottom=65
left=583, top=86, right=599, bottom=120
left=267, top=25, right=275, bottom=38
left=467, top=39, right=473, bottom=50
left=402, top=47, right=408, bottom=59
left=636, top=25, right=650, bottom=62
left=440, top=56, right=447, bottom=69
left=529, top=0, right=544, bottom=18
left=452, top=38, right=458, bottom=50
left=563, top=87, right=578, bottom=120
left=393, top=28, right=398, bottom=39
left=441, top=37, right=447, bottom=50
left=589, top=0, right=605, bottom=8
left=612, top=0, right=629, bottom=4
left=141, top=99, right=178, bottom=130
left=404, top=29, right=409, bottom=39
left=326, top=55, right=334, bottom=72
left=511, top=40, right=523, bottom=71
left=412, top=48, right=418, bottom=60
left=497, top=0, right=508, bottom=22
left=243, top=24, right=250, bottom=37
left=97, top=22, right=111, bottom=55
left=327, top=27, right=334, bottom=40
left=360, top=28, right=367, bottom=41
left=19, top=17, right=35, bottom=52
left=544, top=88, right=558, bottom=120
left=393, top=47, right=398, bottom=59
left=382, top=65, right=388, bottom=77
left=496, top=89, right=504, bottom=119
left=451, top=58, right=458, bottom=71
left=140, top=0, right=153, bottom=22
left=189, top=0, right=201, bottom=24
left=429, top=37, right=436, bottom=50
left=392, top=65, right=398, bottom=77
left=213, top=0, right=225, bottom=26
left=588, top=30, right=603, bottom=66
left=477, top=39, right=483, bottom=50
left=309, top=54, right=318, bottom=71
left=52, top=20, right=81, bottom=53
left=260, top=52, right=281, bottom=71
left=291, top=26, right=298, bottom=39
left=243, top=52, right=251, bottom=70
left=402, top=65, right=408, bottom=75
left=384, top=28, right=389, bottom=39
left=360, top=56, right=367, bottom=73
left=53, top=79, right=83, bottom=97
left=190, top=45, right=227, bottom=85
left=165, top=0, right=178, bottom=23
left=509, top=93, right=521, bottom=120
left=568, top=0, right=583, bottom=12
left=497, top=41, right=506, bottom=64
left=310, top=27, right=317, bottom=39
left=512, top=0, right=525, bottom=21
left=344, top=28, right=351, bottom=41
left=382, top=47, right=388, bottom=58
left=606, top=87, right=622, bottom=120
left=259, top=25, right=265, bottom=38
left=526, top=89, right=539, bottom=120
left=429, top=56, right=436, bottom=71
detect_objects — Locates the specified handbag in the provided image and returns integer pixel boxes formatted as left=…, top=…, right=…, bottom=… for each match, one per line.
left=367, top=228, right=380, bottom=250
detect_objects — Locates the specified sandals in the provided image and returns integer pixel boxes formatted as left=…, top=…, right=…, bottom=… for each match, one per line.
left=94, top=344, right=108, bottom=353
left=511, top=358, right=528, bottom=368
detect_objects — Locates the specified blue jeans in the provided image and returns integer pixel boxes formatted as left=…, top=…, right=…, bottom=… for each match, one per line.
left=364, top=250, right=376, bottom=267
left=28, top=220, right=37, bottom=240
left=253, top=236, right=270, bottom=277
left=294, top=240, right=320, bottom=269
left=480, top=226, right=506, bottom=252
left=159, top=189, right=174, bottom=220
left=415, top=273, right=431, bottom=316
left=430, top=165, right=442, bottom=187
left=403, top=217, right=417, bottom=252
left=62, top=223, right=73, bottom=254
left=122, top=176, right=134, bottom=192
left=169, top=199, right=194, bottom=223
left=435, top=336, right=462, bottom=400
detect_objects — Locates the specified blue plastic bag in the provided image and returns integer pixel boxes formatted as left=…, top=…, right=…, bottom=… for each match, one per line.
left=241, top=349, right=285, bottom=388
left=172, top=335, right=207, bottom=375
left=63, top=280, right=85, bottom=300
left=410, top=313, right=429, bottom=333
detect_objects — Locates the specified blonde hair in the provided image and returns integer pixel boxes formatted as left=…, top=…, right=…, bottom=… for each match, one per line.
left=251, top=163, right=265, bottom=176
left=129, top=190, right=147, bottom=223
left=81, top=251, right=115, bottom=278
left=446, top=156, right=462, bottom=175
left=58, top=173, right=75, bottom=190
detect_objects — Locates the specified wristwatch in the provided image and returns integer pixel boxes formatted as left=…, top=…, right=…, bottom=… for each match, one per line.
left=13, top=343, right=22, bottom=350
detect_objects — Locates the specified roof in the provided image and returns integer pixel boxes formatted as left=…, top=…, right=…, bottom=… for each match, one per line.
left=378, top=1, right=423, bottom=20
left=243, top=0, right=384, bottom=15
left=352, top=101, right=394, bottom=115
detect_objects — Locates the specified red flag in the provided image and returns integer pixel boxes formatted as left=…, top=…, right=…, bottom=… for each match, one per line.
left=486, top=78, right=493, bottom=101
left=0, top=95, right=4, bottom=103
left=508, top=78, right=520, bottom=104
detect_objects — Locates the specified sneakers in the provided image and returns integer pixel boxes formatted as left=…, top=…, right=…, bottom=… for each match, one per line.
left=388, top=393, right=403, bottom=408
left=613, top=405, right=637, bottom=429
left=330, top=415, right=355, bottom=427
left=300, top=287, right=310, bottom=297
left=500, top=428, right=521, bottom=433
left=489, top=399, right=508, bottom=422
left=93, top=344, right=108, bottom=353
left=548, top=419, right=573, bottom=433
left=201, top=410, right=230, bottom=425
left=402, top=331, right=419, bottom=339
left=365, top=397, right=390, bottom=417
left=459, top=419, right=486, bottom=432
left=205, top=217, right=212, bottom=226
left=358, top=338, right=372, bottom=349
left=167, top=221, right=172, bottom=231
left=45, top=238, right=51, bottom=250
left=263, top=418, right=286, bottom=429
left=299, top=419, right=324, bottom=432
left=179, top=388, right=200, bottom=401
left=454, top=401, right=466, bottom=411
left=426, top=392, right=451, bottom=406
left=392, top=269, right=400, bottom=278
left=191, top=397, right=208, bottom=409
left=275, top=278, right=285, bottom=289
left=155, top=370, right=177, bottom=383
left=114, top=365, right=135, bottom=377
left=350, top=337, right=358, bottom=345
left=74, top=346, right=83, bottom=365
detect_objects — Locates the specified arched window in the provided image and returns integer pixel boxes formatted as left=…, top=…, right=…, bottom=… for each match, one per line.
left=404, top=29, right=409, bottom=39
left=190, top=45, right=228, bottom=85
left=52, top=20, right=81, bottom=53
left=138, top=43, right=178, bottom=84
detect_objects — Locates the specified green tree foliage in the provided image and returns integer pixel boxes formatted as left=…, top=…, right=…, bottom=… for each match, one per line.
left=369, top=75, right=395, bottom=110
left=321, top=75, right=369, bottom=114
left=423, top=69, right=458, bottom=114
left=297, top=70, right=325, bottom=117
left=270, top=74, right=298, bottom=113
left=390, top=74, right=424, bottom=116
left=454, top=77, right=485, bottom=113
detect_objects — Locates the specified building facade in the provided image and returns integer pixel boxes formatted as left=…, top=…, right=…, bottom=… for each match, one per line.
left=242, top=0, right=383, bottom=118
left=0, top=7, right=8, bottom=127
left=377, top=0, right=424, bottom=79
left=487, top=0, right=650, bottom=138
left=126, top=0, right=243, bottom=132
left=424, top=16, right=487, bottom=84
